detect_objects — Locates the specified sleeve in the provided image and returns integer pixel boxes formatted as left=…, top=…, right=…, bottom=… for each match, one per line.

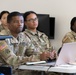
left=0, top=41, right=38, bottom=67
left=0, top=30, right=8, bottom=35
left=16, top=42, right=27, bottom=56
left=42, top=33, right=53, bottom=51
left=62, top=33, right=74, bottom=44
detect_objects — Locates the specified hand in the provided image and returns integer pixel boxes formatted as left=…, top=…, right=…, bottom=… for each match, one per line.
left=50, top=50, right=57, bottom=59
left=40, top=52, right=49, bottom=61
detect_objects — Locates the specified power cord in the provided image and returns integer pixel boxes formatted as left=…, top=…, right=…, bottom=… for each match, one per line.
left=47, top=65, right=54, bottom=72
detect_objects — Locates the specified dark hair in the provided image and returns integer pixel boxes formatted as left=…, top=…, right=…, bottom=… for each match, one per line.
left=57, top=47, right=62, bottom=56
left=23, top=11, right=37, bottom=21
left=70, top=17, right=76, bottom=31
left=0, top=11, right=9, bottom=19
left=7, top=11, right=23, bottom=23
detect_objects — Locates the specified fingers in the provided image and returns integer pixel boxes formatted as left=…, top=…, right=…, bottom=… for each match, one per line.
left=40, top=51, right=57, bottom=61
left=50, top=50, right=57, bottom=59
left=40, top=52, right=49, bottom=61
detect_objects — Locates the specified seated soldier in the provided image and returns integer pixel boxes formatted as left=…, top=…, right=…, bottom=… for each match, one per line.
left=19, top=11, right=57, bottom=61
left=62, top=17, right=76, bottom=44
left=0, top=11, right=9, bottom=33
left=0, top=11, right=38, bottom=75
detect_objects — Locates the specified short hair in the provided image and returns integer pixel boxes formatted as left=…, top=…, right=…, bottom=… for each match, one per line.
left=23, top=11, right=37, bottom=21
left=0, top=11, right=9, bottom=19
left=7, top=11, right=23, bottom=23
left=70, top=17, right=76, bottom=31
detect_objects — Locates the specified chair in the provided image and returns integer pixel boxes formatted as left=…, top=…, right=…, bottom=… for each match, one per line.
left=0, top=35, right=12, bottom=40
left=0, top=66, right=12, bottom=75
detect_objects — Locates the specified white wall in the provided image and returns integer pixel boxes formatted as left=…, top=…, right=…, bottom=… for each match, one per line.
left=0, top=0, right=76, bottom=50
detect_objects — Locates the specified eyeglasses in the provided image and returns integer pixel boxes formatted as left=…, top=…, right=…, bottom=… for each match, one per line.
left=26, top=18, right=38, bottom=22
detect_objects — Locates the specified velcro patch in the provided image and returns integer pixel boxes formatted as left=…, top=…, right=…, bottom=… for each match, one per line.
left=0, top=41, right=7, bottom=51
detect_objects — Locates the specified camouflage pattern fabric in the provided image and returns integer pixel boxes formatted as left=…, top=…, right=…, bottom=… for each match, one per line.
left=0, top=24, right=5, bottom=32
left=0, top=41, right=38, bottom=65
left=17, top=29, right=53, bottom=60
left=0, top=30, right=40, bottom=75
left=0, top=29, right=57, bottom=75
left=0, top=24, right=10, bottom=35
left=62, top=31, right=76, bottom=44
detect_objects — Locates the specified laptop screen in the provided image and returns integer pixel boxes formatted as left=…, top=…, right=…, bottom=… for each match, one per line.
left=55, top=42, right=76, bottom=66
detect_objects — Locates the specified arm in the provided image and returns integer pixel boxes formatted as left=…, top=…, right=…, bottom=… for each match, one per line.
left=62, top=32, right=74, bottom=44
left=40, top=34, right=57, bottom=60
left=0, top=41, right=38, bottom=67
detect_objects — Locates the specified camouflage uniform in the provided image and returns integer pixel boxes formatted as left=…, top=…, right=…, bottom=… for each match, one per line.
left=0, top=30, right=38, bottom=75
left=0, top=24, right=10, bottom=35
left=0, top=24, right=5, bottom=32
left=17, top=29, right=53, bottom=59
left=0, top=29, right=58, bottom=75
left=17, top=29, right=59, bottom=75
left=62, top=31, right=76, bottom=44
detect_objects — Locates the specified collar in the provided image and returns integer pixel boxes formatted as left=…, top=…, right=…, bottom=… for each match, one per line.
left=71, top=31, right=76, bottom=39
left=25, top=29, right=44, bottom=37
left=25, top=29, right=38, bottom=35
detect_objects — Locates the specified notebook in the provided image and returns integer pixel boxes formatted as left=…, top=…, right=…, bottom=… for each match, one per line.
left=26, top=61, right=46, bottom=65
left=35, top=61, right=56, bottom=67
left=55, top=42, right=76, bottom=66
left=26, top=60, right=56, bottom=67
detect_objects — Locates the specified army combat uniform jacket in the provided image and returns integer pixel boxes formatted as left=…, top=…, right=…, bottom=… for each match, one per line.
left=0, top=24, right=5, bottom=32
left=0, top=29, right=58, bottom=75
left=0, top=30, right=38, bottom=75
left=62, top=31, right=76, bottom=44
left=0, top=24, right=10, bottom=35
left=16, top=29, right=59, bottom=75
left=17, top=29, right=53, bottom=60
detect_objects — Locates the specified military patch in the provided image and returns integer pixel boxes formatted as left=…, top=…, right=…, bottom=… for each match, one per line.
left=4, top=48, right=10, bottom=54
left=0, top=41, right=7, bottom=51
left=0, top=48, right=11, bottom=59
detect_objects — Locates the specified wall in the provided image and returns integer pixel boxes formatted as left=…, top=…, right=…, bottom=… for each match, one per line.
left=0, top=0, right=76, bottom=51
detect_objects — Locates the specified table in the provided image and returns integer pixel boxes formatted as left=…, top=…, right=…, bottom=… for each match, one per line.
left=19, top=65, right=49, bottom=71
left=19, top=65, right=49, bottom=75
left=18, top=64, right=76, bottom=75
left=19, top=61, right=55, bottom=71
left=48, top=64, right=76, bottom=75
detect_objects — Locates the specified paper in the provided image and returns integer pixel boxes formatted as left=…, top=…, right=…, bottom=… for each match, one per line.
left=26, top=61, right=46, bottom=65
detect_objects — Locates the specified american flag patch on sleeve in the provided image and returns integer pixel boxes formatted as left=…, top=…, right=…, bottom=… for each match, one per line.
left=0, top=41, right=7, bottom=51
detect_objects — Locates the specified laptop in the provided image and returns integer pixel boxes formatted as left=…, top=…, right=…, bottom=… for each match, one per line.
left=55, top=42, right=76, bottom=66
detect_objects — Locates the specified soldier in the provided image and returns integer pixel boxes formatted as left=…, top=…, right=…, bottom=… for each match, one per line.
left=17, top=11, right=57, bottom=75
left=0, top=11, right=9, bottom=32
left=21, top=11, right=57, bottom=61
left=0, top=11, right=38, bottom=75
left=62, top=17, right=76, bottom=44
